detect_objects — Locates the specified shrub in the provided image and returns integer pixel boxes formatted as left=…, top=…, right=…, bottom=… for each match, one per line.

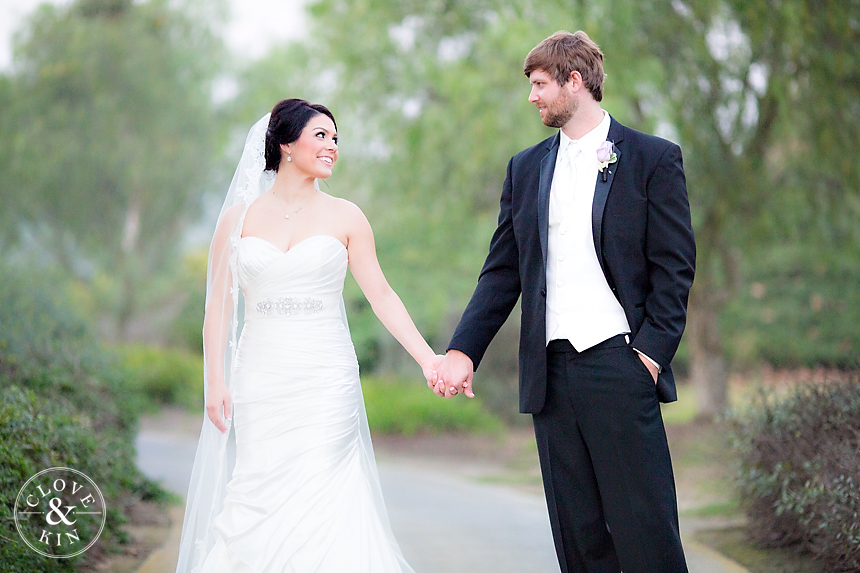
left=0, top=265, right=168, bottom=570
left=362, top=375, right=503, bottom=435
left=167, top=249, right=207, bottom=355
left=728, top=376, right=860, bottom=571
left=118, top=344, right=203, bottom=410
left=0, top=268, right=141, bottom=436
left=0, top=385, right=142, bottom=570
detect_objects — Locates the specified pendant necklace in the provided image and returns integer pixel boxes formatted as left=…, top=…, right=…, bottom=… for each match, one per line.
left=273, top=191, right=308, bottom=220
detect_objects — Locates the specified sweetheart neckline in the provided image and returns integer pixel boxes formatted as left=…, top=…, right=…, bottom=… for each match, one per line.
left=240, top=234, right=346, bottom=256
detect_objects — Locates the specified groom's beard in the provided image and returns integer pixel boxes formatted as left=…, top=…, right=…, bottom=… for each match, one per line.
left=543, top=89, right=577, bottom=128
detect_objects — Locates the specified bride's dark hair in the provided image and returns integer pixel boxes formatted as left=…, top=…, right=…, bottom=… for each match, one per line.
left=264, top=98, right=337, bottom=172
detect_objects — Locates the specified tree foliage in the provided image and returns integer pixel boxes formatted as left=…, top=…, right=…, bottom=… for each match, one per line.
left=0, top=0, right=224, bottom=336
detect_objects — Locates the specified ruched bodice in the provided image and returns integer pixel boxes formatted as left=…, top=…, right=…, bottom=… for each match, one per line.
left=237, top=235, right=348, bottom=323
left=200, top=235, right=413, bottom=573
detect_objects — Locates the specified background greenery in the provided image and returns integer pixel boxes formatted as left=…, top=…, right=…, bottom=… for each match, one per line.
left=1, top=0, right=857, bottom=417
left=0, top=0, right=858, bottom=567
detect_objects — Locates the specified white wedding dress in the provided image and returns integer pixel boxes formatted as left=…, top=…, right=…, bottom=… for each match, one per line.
left=200, top=234, right=414, bottom=572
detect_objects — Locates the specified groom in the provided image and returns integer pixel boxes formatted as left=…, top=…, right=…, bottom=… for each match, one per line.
left=435, top=31, right=695, bottom=572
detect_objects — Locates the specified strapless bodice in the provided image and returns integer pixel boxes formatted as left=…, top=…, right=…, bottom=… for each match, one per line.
left=237, top=235, right=348, bottom=322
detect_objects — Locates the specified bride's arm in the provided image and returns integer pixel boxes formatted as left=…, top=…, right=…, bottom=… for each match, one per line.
left=202, top=205, right=243, bottom=433
left=343, top=202, right=441, bottom=379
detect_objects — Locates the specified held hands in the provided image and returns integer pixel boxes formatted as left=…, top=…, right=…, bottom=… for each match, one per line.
left=421, top=354, right=445, bottom=389
left=429, top=349, right=475, bottom=399
left=206, top=380, right=232, bottom=434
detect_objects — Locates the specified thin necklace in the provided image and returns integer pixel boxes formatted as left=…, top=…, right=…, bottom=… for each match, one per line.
left=273, top=191, right=309, bottom=220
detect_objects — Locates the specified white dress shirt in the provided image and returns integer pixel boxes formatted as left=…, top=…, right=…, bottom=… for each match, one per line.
left=544, top=112, right=661, bottom=371
left=546, top=111, right=630, bottom=350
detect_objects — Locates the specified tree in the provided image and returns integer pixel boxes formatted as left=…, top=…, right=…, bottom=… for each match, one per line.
left=633, top=0, right=860, bottom=415
left=0, top=0, right=224, bottom=338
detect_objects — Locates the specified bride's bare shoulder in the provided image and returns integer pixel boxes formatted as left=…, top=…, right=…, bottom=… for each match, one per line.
left=322, top=194, right=370, bottom=227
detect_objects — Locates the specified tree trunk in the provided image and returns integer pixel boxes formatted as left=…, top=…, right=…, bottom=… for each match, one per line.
left=117, top=201, right=141, bottom=340
left=686, top=286, right=728, bottom=419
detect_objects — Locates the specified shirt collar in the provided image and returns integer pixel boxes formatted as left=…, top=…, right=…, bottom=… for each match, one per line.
left=559, top=111, right=611, bottom=158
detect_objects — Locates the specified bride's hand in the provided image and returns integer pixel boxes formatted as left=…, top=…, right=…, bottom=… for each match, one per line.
left=206, top=381, right=232, bottom=434
left=422, top=354, right=445, bottom=390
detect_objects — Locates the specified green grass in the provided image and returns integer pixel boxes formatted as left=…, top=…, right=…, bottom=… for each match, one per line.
left=695, top=527, right=825, bottom=573
left=680, top=499, right=740, bottom=518
left=362, top=375, right=504, bottom=435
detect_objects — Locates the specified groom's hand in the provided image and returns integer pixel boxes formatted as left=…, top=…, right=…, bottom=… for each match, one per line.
left=434, top=350, right=475, bottom=399
left=638, top=353, right=659, bottom=384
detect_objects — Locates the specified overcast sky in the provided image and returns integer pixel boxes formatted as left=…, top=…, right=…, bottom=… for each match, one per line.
left=0, top=0, right=307, bottom=71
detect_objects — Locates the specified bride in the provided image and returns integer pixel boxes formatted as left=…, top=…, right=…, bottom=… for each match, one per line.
left=175, top=99, right=441, bottom=572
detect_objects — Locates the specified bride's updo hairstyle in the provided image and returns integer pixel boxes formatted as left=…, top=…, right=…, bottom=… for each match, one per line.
left=265, top=98, right=338, bottom=172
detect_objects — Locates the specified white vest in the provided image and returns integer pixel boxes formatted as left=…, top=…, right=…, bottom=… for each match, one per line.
left=545, top=112, right=631, bottom=350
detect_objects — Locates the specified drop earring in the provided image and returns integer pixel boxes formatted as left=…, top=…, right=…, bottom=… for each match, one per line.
left=286, top=154, right=292, bottom=162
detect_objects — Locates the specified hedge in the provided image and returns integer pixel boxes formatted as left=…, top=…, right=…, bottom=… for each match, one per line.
left=0, top=266, right=166, bottom=570
left=728, top=376, right=860, bottom=571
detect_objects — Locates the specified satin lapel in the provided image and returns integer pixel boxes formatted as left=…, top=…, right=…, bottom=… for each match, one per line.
left=591, top=119, right=625, bottom=274
left=538, top=133, right=560, bottom=270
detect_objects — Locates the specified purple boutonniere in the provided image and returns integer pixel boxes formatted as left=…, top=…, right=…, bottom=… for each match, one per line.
left=597, top=140, right=618, bottom=182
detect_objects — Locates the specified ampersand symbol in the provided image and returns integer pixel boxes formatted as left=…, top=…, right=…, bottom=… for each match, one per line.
left=45, top=497, right=77, bottom=526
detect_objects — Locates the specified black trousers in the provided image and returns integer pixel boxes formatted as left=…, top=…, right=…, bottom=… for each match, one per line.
left=532, top=336, right=688, bottom=573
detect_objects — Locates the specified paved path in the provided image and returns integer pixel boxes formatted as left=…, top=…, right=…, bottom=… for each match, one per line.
left=135, top=419, right=747, bottom=573
left=376, top=462, right=559, bottom=571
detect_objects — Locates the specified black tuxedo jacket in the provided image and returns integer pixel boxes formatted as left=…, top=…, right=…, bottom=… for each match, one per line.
left=449, top=117, right=696, bottom=413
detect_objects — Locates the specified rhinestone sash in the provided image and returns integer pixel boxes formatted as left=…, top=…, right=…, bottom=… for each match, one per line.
left=255, top=297, right=324, bottom=316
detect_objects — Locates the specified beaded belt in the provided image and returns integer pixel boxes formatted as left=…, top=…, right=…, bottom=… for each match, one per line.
left=255, top=297, right=324, bottom=316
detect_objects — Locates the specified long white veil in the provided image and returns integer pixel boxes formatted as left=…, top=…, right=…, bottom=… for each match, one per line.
left=175, top=114, right=275, bottom=572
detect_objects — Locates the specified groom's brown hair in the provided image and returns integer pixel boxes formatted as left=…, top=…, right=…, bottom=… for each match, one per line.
left=524, top=30, right=605, bottom=102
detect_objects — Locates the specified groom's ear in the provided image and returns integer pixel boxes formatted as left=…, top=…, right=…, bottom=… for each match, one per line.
left=567, top=70, right=584, bottom=92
